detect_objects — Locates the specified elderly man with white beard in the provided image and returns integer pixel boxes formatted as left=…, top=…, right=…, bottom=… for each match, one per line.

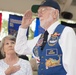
left=15, top=0, right=76, bottom=75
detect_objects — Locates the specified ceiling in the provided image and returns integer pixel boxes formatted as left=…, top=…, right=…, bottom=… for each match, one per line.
left=0, top=0, right=42, bottom=14
left=0, top=0, right=76, bottom=20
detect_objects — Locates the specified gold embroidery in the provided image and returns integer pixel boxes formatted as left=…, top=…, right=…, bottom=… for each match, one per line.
left=45, top=56, right=61, bottom=68
left=48, top=50, right=55, bottom=54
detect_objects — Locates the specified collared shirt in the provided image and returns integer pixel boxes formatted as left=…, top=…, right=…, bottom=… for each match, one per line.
left=0, top=58, right=32, bottom=75
left=15, top=21, right=76, bottom=75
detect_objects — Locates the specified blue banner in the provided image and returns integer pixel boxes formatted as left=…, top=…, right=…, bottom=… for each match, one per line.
left=8, top=14, right=22, bottom=36
left=34, top=18, right=45, bottom=37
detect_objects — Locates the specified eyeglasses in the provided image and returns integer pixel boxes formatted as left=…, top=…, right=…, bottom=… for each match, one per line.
left=38, top=7, right=55, bottom=13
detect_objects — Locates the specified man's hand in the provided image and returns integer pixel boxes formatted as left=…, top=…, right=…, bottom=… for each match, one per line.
left=21, top=10, right=35, bottom=28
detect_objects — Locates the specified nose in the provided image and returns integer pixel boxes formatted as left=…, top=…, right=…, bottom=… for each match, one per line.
left=8, top=43, right=13, bottom=47
left=38, top=12, right=42, bottom=18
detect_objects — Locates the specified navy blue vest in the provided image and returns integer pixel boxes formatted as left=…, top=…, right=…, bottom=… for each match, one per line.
left=33, top=24, right=67, bottom=75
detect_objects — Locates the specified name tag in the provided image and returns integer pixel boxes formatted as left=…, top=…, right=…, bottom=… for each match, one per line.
left=46, top=48, right=58, bottom=56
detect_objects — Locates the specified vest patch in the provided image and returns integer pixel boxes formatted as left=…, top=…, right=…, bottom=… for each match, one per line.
left=36, top=34, right=44, bottom=46
left=45, top=56, right=61, bottom=69
left=48, top=32, right=60, bottom=46
left=46, top=49, right=58, bottom=56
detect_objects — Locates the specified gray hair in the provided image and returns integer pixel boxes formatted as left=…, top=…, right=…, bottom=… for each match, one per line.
left=50, top=7, right=59, bottom=20
left=0, top=35, right=16, bottom=57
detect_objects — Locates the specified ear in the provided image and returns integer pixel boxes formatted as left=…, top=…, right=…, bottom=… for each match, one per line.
left=53, top=9, right=59, bottom=19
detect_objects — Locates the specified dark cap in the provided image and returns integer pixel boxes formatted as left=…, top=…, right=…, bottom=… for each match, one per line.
left=31, top=0, right=60, bottom=13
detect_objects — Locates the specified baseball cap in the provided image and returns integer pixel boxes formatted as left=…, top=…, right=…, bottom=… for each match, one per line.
left=31, top=0, right=60, bottom=13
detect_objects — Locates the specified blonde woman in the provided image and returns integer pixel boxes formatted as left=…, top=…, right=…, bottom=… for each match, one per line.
left=0, top=35, right=32, bottom=75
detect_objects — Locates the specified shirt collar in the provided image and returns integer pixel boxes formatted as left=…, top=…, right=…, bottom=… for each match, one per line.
left=47, top=21, right=60, bottom=35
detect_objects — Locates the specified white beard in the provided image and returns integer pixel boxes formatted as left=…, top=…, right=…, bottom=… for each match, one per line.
left=40, top=14, right=53, bottom=29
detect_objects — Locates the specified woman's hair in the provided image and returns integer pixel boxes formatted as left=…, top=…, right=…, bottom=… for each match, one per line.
left=0, top=35, right=16, bottom=57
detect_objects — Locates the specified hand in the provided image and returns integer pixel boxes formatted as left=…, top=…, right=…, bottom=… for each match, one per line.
left=5, top=65, right=20, bottom=75
left=21, top=10, right=35, bottom=28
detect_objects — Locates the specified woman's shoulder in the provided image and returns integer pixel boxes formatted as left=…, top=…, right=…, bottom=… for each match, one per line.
left=0, top=59, right=5, bottom=65
left=0, top=59, right=3, bottom=62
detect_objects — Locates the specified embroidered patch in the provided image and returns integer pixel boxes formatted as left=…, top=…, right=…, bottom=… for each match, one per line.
left=46, top=49, right=58, bottom=56
left=45, top=56, right=61, bottom=69
left=33, top=47, right=39, bottom=57
left=48, top=32, right=60, bottom=46
left=33, top=34, right=44, bottom=57
left=36, top=34, right=44, bottom=46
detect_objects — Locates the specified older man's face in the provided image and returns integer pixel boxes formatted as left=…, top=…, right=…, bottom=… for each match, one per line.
left=38, top=6, right=56, bottom=29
